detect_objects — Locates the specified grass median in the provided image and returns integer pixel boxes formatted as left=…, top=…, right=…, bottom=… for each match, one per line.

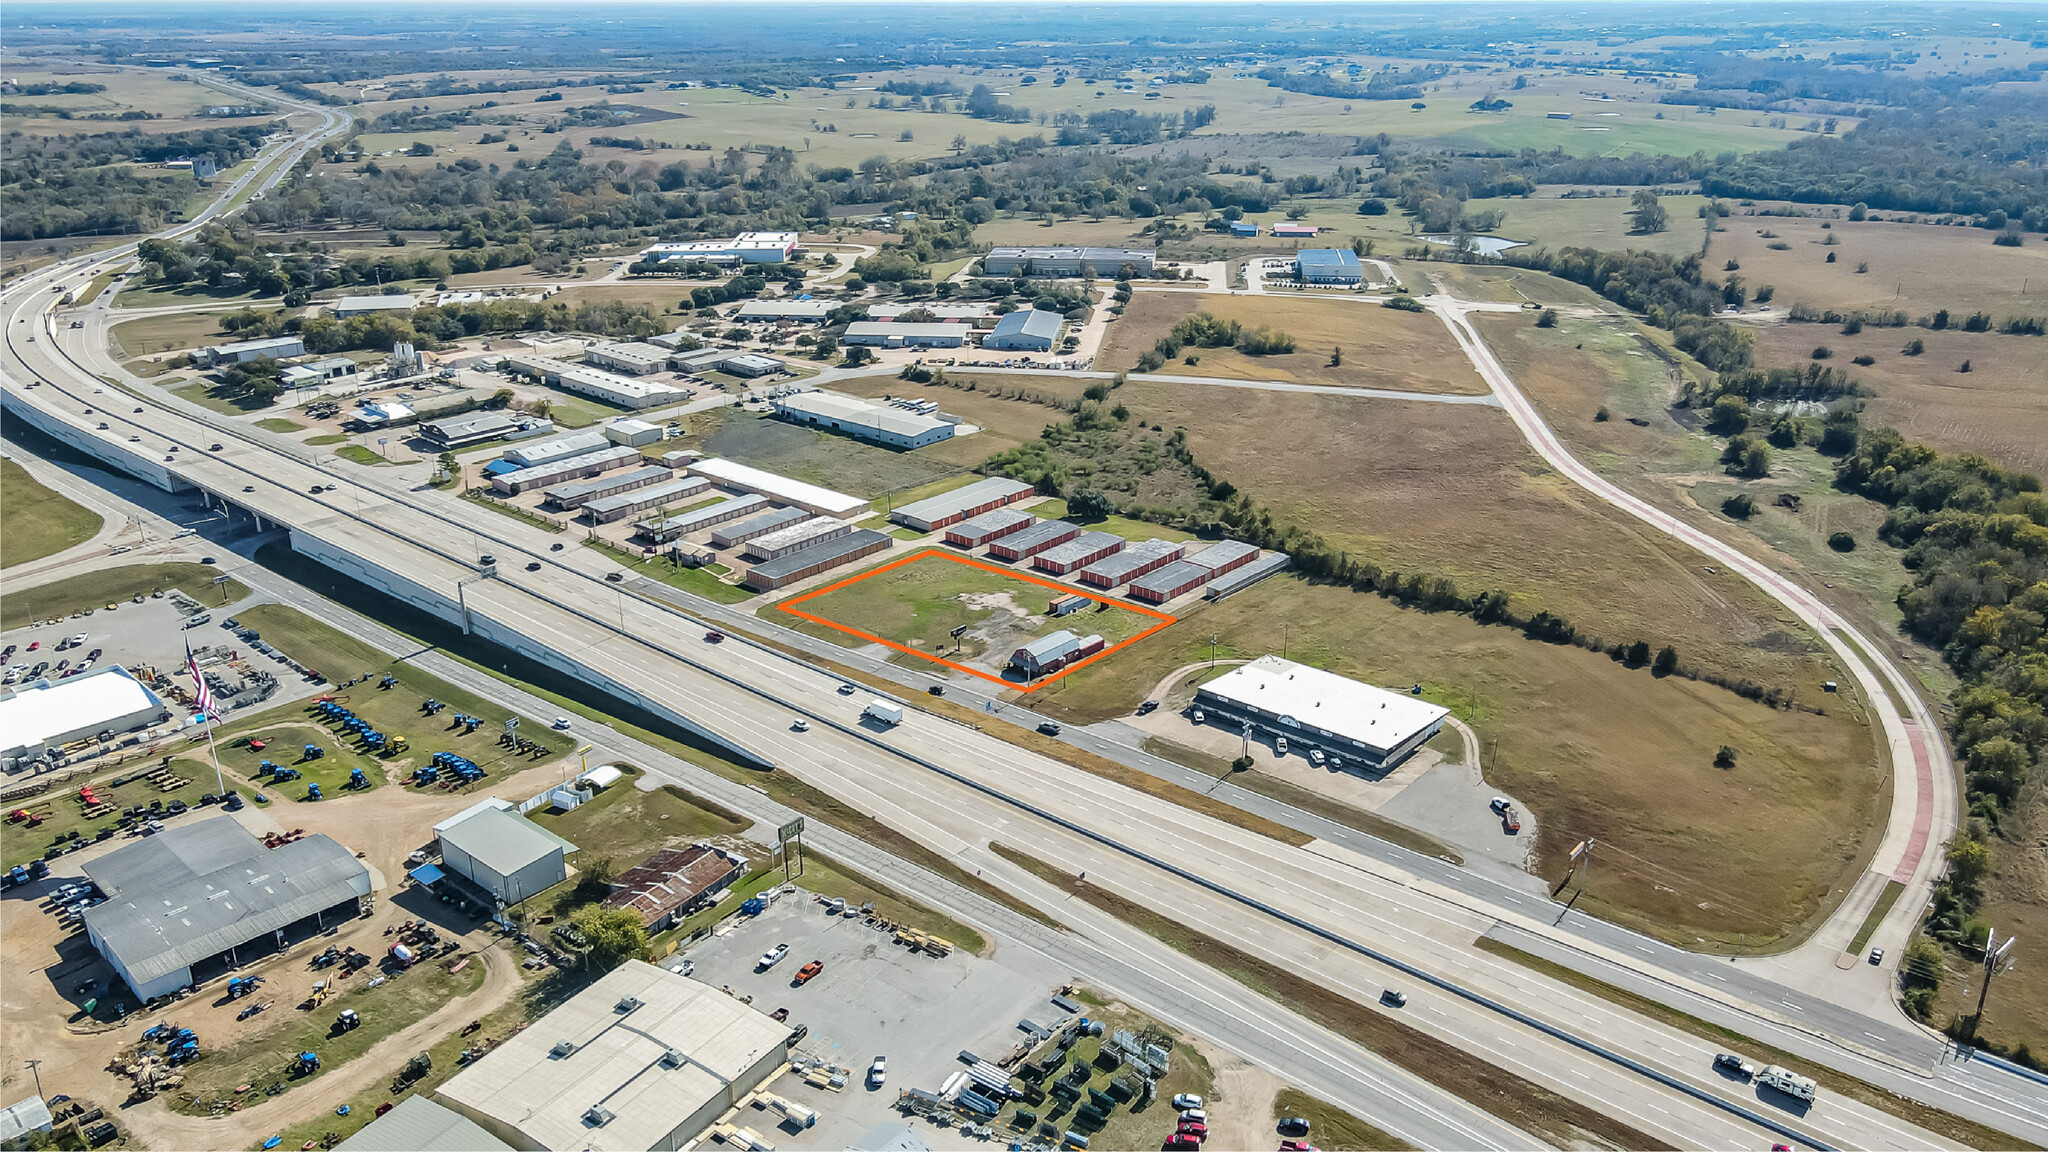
left=1, top=458, right=103, bottom=566
left=993, top=843, right=1673, bottom=1152
left=1, top=562, right=247, bottom=628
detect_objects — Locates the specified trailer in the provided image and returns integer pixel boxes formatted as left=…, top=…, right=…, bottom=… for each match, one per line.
left=863, top=700, right=903, bottom=726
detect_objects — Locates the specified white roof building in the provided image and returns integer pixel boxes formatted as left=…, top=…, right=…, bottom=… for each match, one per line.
left=331, top=294, right=419, bottom=317
left=772, top=390, right=956, bottom=449
left=686, top=457, right=868, bottom=518
left=1195, top=655, right=1449, bottom=770
left=435, top=960, right=793, bottom=1152
left=639, top=231, right=800, bottom=264
left=0, top=666, right=168, bottom=762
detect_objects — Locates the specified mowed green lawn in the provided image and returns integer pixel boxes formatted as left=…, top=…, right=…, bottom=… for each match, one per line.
left=1, top=459, right=103, bottom=567
left=1, top=563, right=246, bottom=628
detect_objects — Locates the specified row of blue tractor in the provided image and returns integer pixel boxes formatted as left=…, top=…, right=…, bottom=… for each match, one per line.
left=142, top=1022, right=201, bottom=1065
left=413, top=751, right=484, bottom=787
left=311, top=700, right=406, bottom=756
left=257, top=760, right=301, bottom=784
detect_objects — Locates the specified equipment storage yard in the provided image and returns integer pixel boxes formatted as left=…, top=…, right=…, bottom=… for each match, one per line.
left=672, top=883, right=1072, bottom=1152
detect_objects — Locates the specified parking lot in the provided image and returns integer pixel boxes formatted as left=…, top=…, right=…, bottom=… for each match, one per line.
left=678, top=884, right=1072, bottom=1151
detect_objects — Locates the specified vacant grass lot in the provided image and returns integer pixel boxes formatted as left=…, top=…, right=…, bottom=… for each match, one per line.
left=1272, top=1087, right=1411, bottom=1152
left=172, top=377, right=274, bottom=415
left=1752, top=323, right=2048, bottom=477
left=1, top=562, right=246, bottom=628
left=1, top=458, right=102, bottom=566
left=676, top=406, right=959, bottom=498
left=1276, top=194, right=1711, bottom=263
left=527, top=766, right=753, bottom=869
left=110, top=310, right=251, bottom=358
left=2, top=66, right=239, bottom=137
left=1105, top=292, right=1490, bottom=394
left=1037, top=572, right=1881, bottom=950
left=781, top=550, right=1170, bottom=676
left=1709, top=213, right=2048, bottom=321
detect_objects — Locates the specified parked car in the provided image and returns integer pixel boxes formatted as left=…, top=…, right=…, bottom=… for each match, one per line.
left=1037, top=721, right=1062, bottom=736
left=1175, top=1122, right=1207, bottom=1140
left=1277, top=1117, right=1311, bottom=1138
left=1714, top=1053, right=1757, bottom=1080
left=1178, top=1109, right=1207, bottom=1125
left=757, top=944, right=790, bottom=970
left=794, top=960, right=824, bottom=985
left=1868, top=947, right=1885, bottom=966
left=867, top=1056, right=887, bottom=1087
left=1137, top=699, right=1159, bottom=715
left=1171, top=1094, right=1204, bottom=1111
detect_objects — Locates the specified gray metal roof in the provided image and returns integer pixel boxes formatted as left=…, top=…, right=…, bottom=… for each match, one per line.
left=335, top=1095, right=512, bottom=1152
left=439, top=808, right=572, bottom=879
left=747, top=528, right=891, bottom=581
left=1130, top=559, right=1211, bottom=594
left=1189, top=539, right=1260, bottom=572
left=82, top=816, right=371, bottom=986
left=1078, top=538, right=1183, bottom=581
left=990, top=309, right=1063, bottom=340
left=893, top=477, right=1033, bottom=526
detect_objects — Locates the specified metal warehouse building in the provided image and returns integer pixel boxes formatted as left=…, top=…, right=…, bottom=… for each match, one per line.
left=1128, top=559, right=1212, bottom=604
left=868, top=302, right=998, bottom=322
left=986, top=519, right=1078, bottom=561
left=1189, top=539, right=1260, bottom=578
left=1294, top=248, right=1364, bottom=285
left=639, top=231, right=799, bottom=265
left=735, top=300, right=835, bottom=322
left=421, top=412, right=540, bottom=449
left=1, top=666, right=169, bottom=764
left=1206, top=551, right=1292, bottom=599
left=435, top=960, right=793, bottom=1152
left=197, top=335, right=305, bottom=366
left=331, top=294, right=418, bottom=318
left=491, top=445, right=640, bottom=496
left=1078, top=538, right=1184, bottom=588
left=1010, top=630, right=1104, bottom=677
left=583, top=476, right=711, bottom=525
left=773, top=391, right=956, bottom=449
left=436, top=804, right=575, bottom=907
left=687, top=458, right=868, bottom=518
left=984, top=309, right=1063, bottom=352
left=1033, top=530, right=1124, bottom=576
left=541, top=465, right=674, bottom=511
left=842, top=321, right=970, bottom=349
left=1195, top=655, right=1448, bottom=771
left=585, top=341, right=673, bottom=376
left=709, top=506, right=810, bottom=548
left=945, top=507, right=1036, bottom=549
left=335, top=1095, right=512, bottom=1152
left=982, top=246, right=1156, bottom=278
left=743, top=528, right=892, bottom=590
left=891, top=476, right=1034, bottom=532
left=635, top=494, right=769, bottom=544
left=742, top=516, right=850, bottom=560
left=81, top=817, right=371, bottom=1003
left=507, top=359, right=692, bottom=410
left=505, top=430, right=610, bottom=469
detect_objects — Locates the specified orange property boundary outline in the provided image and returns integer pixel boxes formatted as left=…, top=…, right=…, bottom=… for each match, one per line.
left=774, top=548, right=1178, bottom=692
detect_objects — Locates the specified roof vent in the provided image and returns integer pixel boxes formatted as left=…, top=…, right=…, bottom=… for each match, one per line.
left=584, top=1106, right=616, bottom=1127
left=615, top=995, right=643, bottom=1014
left=661, top=1046, right=689, bottom=1069
left=551, top=1040, right=576, bottom=1058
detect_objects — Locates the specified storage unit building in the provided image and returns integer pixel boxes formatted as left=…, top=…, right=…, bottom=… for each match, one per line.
left=197, top=335, right=305, bottom=366
left=634, top=494, right=769, bottom=544
left=842, top=322, right=970, bottom=348
left=944, top=508, right=1036, bottom=549
left=742, top=516, right=851, bottom=560
left=437, top=806, right=575, bottom=907
left=891, top=476, right=1034, bottom=532
left=982, top=246, right=1156, bottom=278
left=490, top=445, right=640, bottom=495
left=1128, top=559, right=1212, bottom=604
left=1194, top=655, right=1448, bottom=771
left=1009, top=630, right=1104, bottom=677
left=1049, top=593, right=1092, bottom=617
left=1188, top=539, right=1260, bottom=577
left=773, top=391, right=955, bottom=449
left=585, top=341, right=672, bottom=376
left=743, top=528, right=892, bottom=590
left=434, top=961, right=792, bottom=1152
left=1077, top=538, right=1185, bottom=588
left=687, top=458, right=868, bottom=518
left=1294, top=248, right=1364, bottom=285
left=540, top=465, right=674, bottom=511
left=983, top=309, right=1063, bottom=352
left=1204, top=550, right=1292, bottom=599
left=709, top=506, right=811, bottom=548
left=582, top=476, right=711, bottom=524
left=986, top=519, right=1079, bottom=561
left=82, top=817, right=371, bottom=1003
left=1032, top=530, right=1125, bottom=576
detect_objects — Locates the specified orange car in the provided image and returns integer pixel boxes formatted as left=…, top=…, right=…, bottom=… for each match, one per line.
left=793, top=960, right=824, bottom=986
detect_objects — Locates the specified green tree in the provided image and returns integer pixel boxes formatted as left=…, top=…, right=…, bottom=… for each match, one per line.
left=1827, top=531, right=1856, bottom=552
left=1714, top=746, right=1738, bottom=768
left=1535, top=308, right=1557, bottom=328
left=1708, top=394, right=1750, bottom=434
left=1652, top=646, right=1678, bottom=677
left=1624, top=640, right=1651, bottom=667
left=1628, top=190, right=1668, bottom=235
left=570, top=904, right=651, bottom=970
left=1067, top=489, right=1116, bottom=520
left=842, top=345, right=874, bottom=367
left=1721, top=492, right=1755, bottom=519
left=1946, top=837, right=1992, bottom=895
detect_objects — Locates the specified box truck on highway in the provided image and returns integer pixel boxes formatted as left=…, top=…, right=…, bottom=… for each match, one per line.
left=863, top=700, right=903, bottom=726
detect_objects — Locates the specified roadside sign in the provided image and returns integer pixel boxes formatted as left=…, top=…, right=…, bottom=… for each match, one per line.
left=950, top=625, right=969, bottom=639
left=504, top=717, right=520, bottom=731
left=777, top=817, right=805, bottom=845
left=1569, top=840, right=1588, bottom=861
left=211, top=574, right=231, bottom=585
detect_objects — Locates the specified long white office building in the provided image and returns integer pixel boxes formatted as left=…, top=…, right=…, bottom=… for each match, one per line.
left=639, top=232, right=800, bottom=265
left=504, top=357, right=691, bottom=409
left=772, top=390, right=955, bottom=449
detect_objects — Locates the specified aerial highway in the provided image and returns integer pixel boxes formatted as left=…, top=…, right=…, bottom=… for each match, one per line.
left=4, top=82, right=2042, bottom=1150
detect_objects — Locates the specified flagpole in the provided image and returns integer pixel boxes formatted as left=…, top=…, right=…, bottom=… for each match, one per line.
left=187, top=640, right=226, bottom=796
left=201, top=713, right=226, bottom=797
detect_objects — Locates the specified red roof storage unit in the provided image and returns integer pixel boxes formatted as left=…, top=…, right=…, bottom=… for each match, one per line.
left=1188, top=540, right=1259, bottom=577
left=1032, top=531, right=1124, bottom=576
left=945, top=508, right=1036, bottom=549
left=986, top=520, right=1078, bottom=561
left=1077, top=539, right=1184, bottom=588
left=1128, top=559, right=1212, bottom=604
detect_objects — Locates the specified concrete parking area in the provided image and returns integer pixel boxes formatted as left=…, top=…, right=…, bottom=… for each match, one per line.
left=676, top=885, right=1072, bottom=1151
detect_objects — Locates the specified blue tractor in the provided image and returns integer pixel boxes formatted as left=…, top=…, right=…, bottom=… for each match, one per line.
left=303, top=744, right=325, bottom=761
left=345, top=768, right=369, bottom=790
left=306, top=783, right=323, bottom=802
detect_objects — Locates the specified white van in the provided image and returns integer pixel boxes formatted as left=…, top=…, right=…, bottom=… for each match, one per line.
left=1755, top=1065, right=1817, bottom=1103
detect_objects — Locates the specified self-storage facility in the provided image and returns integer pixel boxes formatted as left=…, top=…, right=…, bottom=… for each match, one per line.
left=890, top=476, right=1034, bottom=532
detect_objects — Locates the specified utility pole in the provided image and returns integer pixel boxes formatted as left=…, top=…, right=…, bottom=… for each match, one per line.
left=25, top=1059, right=44, bottom=1102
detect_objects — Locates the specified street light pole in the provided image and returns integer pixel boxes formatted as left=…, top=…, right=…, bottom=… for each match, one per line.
left=1972, top=929, right=2017, bottom=1036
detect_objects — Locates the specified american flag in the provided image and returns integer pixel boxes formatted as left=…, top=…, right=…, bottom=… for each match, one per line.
left=186, top=642, right=219, bottom=720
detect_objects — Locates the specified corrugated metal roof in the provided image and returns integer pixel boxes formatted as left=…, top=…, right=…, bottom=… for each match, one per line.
left=1078, top=538, right=1182, bottom=581
left=893, top=477, right=1033, bottom=526
left=989, top=309, right=1062, bottom=340
left=82, top=817, right=372, bottom=986
left=335, top=1094, right=512, bottom=1152
left=0, top=665, right=164, bottom=755
left=1035, top=530, right=1122, bottom=567
left=1130, top=559, right=1210, bottom=595
left=439, top=808, right=572, bottom=879
left=1189, top=540, right=1260, bottom=572
left=0, top=1096, right=52, bottom=1144
left=1294, top=248, right=1363, bottom=268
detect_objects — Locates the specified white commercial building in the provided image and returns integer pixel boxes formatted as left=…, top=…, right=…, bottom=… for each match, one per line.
left=505, top=358, right=692, bottom=410
left=772, top=390, right=956, bottom=449
left=605, top=418, right=663, bottom=447
left=984, top=309, right=1063, bottom=351
left=982, top=246, right=1155, bottom=277
left=504, top=430, right=611, bottom=469
left=281, top=356, right=359, bottom=389
left=842, top=321, right=970, bottom=348
left=0, top=666, right=169, bottom=765
left=330, top=294, right=419, bottom=318
left=197, top=335, right=304, bottom=366
left=735, top=300, right=836, bottom=322
left=686, top=458, right=868, bottom=518
left=435, top=960, right=793, bottom=1152
left=639, top=231, right=800, bottom=265
left=1195, top=655, right=1448, bottom=771
left=436, top=804, right=576, bottom=907
left=585, top=341, right=673, bottom=376
left=867, top=302, right=999, bottom=322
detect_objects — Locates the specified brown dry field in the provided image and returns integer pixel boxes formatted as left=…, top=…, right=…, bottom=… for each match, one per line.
left=1709, top=213, right=2048, bottom=321
left=1751, top=323, right=2048, bottom=477
left=1036, top=571, right=1882, bottom=950
left=1103, top=291, right=1491, bottom=394
left=0, top=64, right=240, bottom=137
